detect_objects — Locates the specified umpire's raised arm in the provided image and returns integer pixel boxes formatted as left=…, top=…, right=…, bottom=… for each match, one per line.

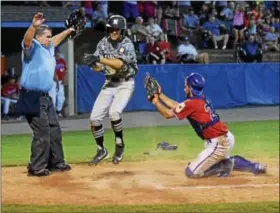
left=23, top=12, right=45, bottom=48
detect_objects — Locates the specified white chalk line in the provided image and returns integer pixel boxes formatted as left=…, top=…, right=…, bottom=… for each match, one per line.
left=154, top=183, right=279, bottom=190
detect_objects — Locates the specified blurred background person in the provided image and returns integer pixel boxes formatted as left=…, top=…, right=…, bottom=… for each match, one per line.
left=1, top=74, right=20, bottom=120
left=238, top=34, right=263, bottom=62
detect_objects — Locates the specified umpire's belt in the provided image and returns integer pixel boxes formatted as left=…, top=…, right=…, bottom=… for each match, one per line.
left=15, top=88, right=49, bottom=116
left=22, top=88, right=49, bottom=96
left=106, top=77, right=132, bottom=83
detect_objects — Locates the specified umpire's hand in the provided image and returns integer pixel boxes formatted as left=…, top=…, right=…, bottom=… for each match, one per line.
left=84, top=54, right=100, bottom=67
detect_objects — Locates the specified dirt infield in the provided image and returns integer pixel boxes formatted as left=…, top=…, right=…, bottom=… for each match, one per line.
left=2, top=159, right=279, bottom=206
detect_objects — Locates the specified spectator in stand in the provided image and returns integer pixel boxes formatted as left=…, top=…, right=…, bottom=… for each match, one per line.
left=239, top=34, right=263, bottom=63
left=177, top=36, right=209, bottom=64
left=233, top=5, right=246, bottom=49
left=219, top=1, right=235, bottom=32
left=141, top=1, right=157, bottom=22
left=157, top=39, right=175, bottom=63
left=202, top=14, right=229, bottom=50
left=92, top=3, right=107, bottom=30
left=98, top=0, right=108, bottom=19
left=84, top=0, right=93, bottom=20
left=1, top=74, right=20, bottom=120
left=198, top=3, right=211, bottom=25
left=273, top=1, right=280, bottom=18
left=214, top=1, right=227, bottom=16
left=180, top=8, right=199, bottom=33
left=178, top=1, right=191, bottom=16
left=163, top=1, right=180, bottom=19
left=131, top=16, right=151, bottom=43
left=63, top=1, right=81, bottom=11
left=146, top=17, right=165, bottom=41
left=264, top=26, right=279, bottom=52
left=273, top=18, right=280, bottom=33
left=146, top=37, right=166, bottom=64
left=40, top=1, right=50, bottom=7
left=123, top=1, right=139, bottom=22
left=244, top=18, right=257, bottom=39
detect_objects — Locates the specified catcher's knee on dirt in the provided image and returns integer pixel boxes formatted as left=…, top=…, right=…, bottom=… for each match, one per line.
left=185, top=166, right=204, bottom=178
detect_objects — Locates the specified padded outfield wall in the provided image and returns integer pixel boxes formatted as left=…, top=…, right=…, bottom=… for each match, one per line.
left=76, top=63, right=279, bottom=113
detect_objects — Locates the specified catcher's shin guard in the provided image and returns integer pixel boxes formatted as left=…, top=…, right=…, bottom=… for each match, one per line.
left=204, top=158, right=233, bottom=177
left=230, top=155, right=267, bottom=175
left=186, top=159, right=233, bottom=178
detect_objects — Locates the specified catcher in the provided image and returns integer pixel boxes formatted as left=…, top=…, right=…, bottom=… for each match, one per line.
left=83, top=15, right=138, bottom=165
left=144, top=73, right=267, bottom=178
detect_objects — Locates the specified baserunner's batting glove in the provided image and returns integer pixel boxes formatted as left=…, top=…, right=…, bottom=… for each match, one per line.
left=84, top=54, right=100, bottom=67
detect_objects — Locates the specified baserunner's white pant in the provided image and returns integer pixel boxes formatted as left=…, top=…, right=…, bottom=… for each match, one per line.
left=187, top=131, right=235, bottom=177
left=1, top=97, right=18, bottom=114
left=49, top=81, right=65, bottom=112
left=90, top=78, right=135, bottom=125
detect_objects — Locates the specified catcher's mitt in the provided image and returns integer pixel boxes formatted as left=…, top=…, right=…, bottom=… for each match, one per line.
left=65, top=8, right=87, bottom=39
left=144, top=73, right=160, bottom=102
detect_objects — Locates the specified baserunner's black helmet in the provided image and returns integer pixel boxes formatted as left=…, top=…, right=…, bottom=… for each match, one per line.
left=106, top=15, right=127, bottom=38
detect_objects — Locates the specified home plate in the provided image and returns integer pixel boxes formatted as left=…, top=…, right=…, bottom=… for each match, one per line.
left=154, top=183, right=279, bottom=190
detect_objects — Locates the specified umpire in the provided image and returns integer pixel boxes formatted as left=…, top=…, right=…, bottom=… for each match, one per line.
left=16, top=12, right=74, bottom=176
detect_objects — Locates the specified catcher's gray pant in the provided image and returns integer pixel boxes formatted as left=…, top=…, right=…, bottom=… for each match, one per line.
left=90, top=78, right=135, bottom=125
left=25, top=95, right=65, bottom=172
left=185, top=131, right=235, bottom=178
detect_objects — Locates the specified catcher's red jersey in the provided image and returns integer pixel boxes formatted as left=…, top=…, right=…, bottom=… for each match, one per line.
left=172, top=96, right=228, bottom=140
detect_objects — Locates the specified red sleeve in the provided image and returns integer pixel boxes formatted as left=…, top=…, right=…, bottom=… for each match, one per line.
left=15, top=84, right=19, bottom=93
left=1, top=84, right=9, bottom=96
left=172, top=100, right=195, bottom=120
left=62, top=59, right=67, bottom=70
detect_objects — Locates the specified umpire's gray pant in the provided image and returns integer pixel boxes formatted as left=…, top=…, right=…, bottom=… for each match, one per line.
left=26, top=95, right=65, bottom=172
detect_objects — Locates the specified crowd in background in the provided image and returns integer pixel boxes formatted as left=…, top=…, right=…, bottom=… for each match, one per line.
left=1, top=1, right=280, bottom=120
left=3, top=1, right=279, bottom=64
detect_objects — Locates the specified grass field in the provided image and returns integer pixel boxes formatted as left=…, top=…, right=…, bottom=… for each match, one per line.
left=2, top=120, right=279, bottom=213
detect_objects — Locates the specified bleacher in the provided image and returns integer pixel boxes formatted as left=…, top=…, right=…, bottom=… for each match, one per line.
left=1, top=4, right=279, bottom=65
left=1, top=5, right=70, bottom=22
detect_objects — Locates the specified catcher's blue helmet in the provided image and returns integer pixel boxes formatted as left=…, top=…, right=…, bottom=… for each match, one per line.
left=185, top=72, right=205, bottom=96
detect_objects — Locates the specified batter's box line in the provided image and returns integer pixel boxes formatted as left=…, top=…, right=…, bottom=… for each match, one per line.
left=153, top=183, right=279, bottom=190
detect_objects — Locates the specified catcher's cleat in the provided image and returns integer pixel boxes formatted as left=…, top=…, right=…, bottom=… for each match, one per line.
left=112, top=145, right=124, bottom=164
left=252, top=163, right=267, bottom=175
left=88, top=148, right=109, bottom=166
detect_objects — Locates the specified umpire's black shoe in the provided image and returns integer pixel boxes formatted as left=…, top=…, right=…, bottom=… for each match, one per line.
left=28, top=168, right=50, bottom=177
left=48, top=163, right=72, bottom=172
left=88, top=148, right=109, bottom=166
left=112, top=145, right=125, bottom=164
